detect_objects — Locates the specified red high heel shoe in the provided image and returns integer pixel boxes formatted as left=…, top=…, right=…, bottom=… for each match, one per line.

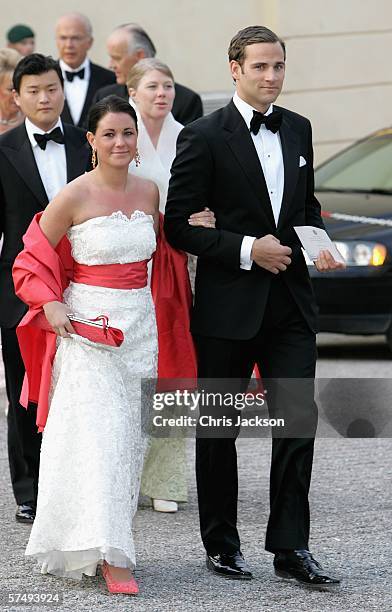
left=101, top=561, right=139, bottom=595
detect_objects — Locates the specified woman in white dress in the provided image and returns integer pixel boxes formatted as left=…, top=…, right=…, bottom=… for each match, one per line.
left=17, top=95, right=214, bottom=595
left=21, top=96, right=158, bottom=594
left=127, top=59, right=212, bottom=514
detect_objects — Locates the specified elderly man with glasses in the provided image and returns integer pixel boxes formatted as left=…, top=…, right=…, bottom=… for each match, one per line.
left=56, top=12, right=116, bottom=128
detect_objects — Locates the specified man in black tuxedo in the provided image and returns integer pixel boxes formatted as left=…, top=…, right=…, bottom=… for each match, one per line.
left=92, top=23, right=203, bottom=125
left=165, top=26, right=344, bottom=588
left=0, top=54, right=90, bottom=523
left=56, top=12, right=116, bottom=128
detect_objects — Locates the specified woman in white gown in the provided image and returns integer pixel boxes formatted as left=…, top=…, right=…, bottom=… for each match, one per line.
left=22, top=96, right=158, bottom=594
left=127, top=59, right=212, bottom=514
left=18, top=95, right=214, bottom=595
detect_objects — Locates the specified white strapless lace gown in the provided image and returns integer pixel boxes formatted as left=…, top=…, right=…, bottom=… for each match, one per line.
left=25, top=211, right=158, bottom=579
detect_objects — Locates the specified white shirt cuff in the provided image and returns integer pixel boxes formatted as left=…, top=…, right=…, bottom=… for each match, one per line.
left=240, top=236, right=256, bottom=270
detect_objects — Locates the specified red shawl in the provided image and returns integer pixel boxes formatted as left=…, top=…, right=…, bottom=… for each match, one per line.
left=12, top=212, right=196, bottom=432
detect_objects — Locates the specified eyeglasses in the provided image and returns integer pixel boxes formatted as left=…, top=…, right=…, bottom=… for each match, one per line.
left=57, top=36, right=89, bottom=43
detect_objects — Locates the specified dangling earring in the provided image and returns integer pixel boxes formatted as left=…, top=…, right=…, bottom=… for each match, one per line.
left=135, top=148, right=141, bottom=167
left=91, top=148, right=97, bottom=169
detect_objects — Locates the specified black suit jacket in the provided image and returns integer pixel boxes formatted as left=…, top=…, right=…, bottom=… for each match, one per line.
left=164, top=101, right=325, bottom=339
left=0, top=122, right=90, bottom=328
left=61, top=61, right=116, bottom=128
left=92, top=81, right=203, bottom=125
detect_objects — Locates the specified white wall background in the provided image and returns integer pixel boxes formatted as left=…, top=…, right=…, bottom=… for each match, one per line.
left=2, top=0, right=391, bottom=163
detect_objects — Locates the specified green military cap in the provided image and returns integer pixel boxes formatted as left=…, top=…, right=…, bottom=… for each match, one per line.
left=7, top=24, right=35, bottom=44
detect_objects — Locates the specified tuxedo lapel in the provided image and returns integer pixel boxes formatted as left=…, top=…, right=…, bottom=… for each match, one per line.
left=223, top=102, right=276, bottom=230
left=63, top=124, right=88, bottom=181
left=61, top=100, right=74, bottom=126
left=277, top=112, right=301, bottom=230
left=78, top=64, right=97, bottom=128
left=1, top=124, right=48, bottom=206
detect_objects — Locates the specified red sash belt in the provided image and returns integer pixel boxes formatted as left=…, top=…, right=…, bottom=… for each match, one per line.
left=73, top=261, right=148, bottom=289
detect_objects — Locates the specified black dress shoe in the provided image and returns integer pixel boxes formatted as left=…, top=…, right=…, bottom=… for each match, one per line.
left=274, top=550, right=340, bottom=588
left=206, top=551, right=253, bottom=580
left=15, top=503, right=35, bottom=524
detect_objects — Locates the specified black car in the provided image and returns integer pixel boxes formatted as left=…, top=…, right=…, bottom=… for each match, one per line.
left=309, top=127, right=392, bottom=350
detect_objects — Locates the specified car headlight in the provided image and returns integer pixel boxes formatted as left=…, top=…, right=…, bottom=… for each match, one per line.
left=334, top=241, right=387, bottom=266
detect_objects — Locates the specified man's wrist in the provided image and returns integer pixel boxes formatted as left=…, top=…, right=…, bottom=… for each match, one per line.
left=240, top=236, right=256, bottom=270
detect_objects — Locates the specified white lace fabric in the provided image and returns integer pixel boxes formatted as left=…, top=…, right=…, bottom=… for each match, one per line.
left=25, top=211, right=158, bottom=580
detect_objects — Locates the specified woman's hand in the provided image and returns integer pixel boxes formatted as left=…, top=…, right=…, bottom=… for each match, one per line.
left=43, top=301, right=75, bottom=338
left=188, top=207, right=216, bottom=228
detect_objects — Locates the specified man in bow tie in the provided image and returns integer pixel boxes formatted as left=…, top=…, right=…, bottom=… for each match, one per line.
left=0, top=53, right=90, bottom=525
left=165, top=26, right=343, bottom=588
left=56, top=12, right=115, bottom=128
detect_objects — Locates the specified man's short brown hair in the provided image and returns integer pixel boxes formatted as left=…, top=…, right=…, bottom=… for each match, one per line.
left=228, top=25, right=286, bottom=65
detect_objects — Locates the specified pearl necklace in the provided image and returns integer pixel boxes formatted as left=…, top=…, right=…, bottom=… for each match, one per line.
left=0, top=114, right=21, bottom=126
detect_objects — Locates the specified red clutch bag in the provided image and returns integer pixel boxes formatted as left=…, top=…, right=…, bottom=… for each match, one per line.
left=68, top=315, right=124, bottom=347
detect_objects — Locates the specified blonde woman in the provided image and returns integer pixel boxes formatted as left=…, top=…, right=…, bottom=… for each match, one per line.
left=128, top=58, right=182, bottom=212
left=128, top=59, right=211, bottom=513
left=0, top=48, right=23, bottom=134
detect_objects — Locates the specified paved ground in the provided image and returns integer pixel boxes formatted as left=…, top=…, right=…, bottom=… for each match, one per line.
left=0, top=336, right=391, bottom=611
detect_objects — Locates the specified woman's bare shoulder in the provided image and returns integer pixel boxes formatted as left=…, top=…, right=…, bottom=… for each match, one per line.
left=49, top=173, right=89, bottom=204
left=129, top=174, right=157, bottom=194
left=62, top=173, right=92, bottom=199
left=44, top=174, right=92, bottom=221
left=129, top=175, right=159, bottom=211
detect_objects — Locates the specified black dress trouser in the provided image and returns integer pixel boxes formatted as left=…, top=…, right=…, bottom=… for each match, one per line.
left=1, top=327, right=41, bottom=505
left=194, top=275, right=318, bottom=555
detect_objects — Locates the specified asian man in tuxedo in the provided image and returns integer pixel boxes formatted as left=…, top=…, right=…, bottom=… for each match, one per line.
left=92, top=23, right=203, bottom=126
left=56, top=12, right=116, bottom=128
left=165, top=26, right=344, bottom=588
left=0, top=53, right=90, bottom=523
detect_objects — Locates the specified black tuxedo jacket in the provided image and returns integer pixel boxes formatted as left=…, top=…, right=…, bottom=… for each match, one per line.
left=0, top=122, right=90, bottom=328
left=61, top=61, right=116, bottom=128
left=92, top=81, right=203, bottom=126
left=164, top=101, right=325, bottom=339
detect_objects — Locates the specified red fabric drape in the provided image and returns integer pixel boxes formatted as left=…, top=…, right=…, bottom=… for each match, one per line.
left=152, top=215, right=197, bottom=383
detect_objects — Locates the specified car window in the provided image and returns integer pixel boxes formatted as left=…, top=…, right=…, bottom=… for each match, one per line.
left=315, top=136, right=392, bottom=192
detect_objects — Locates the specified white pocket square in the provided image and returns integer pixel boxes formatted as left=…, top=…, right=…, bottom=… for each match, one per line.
left=299, top=156, right=307, bottom=167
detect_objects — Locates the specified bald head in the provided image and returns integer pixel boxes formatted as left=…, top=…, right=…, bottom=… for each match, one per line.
left=56, top=13, right=92, bottom=36
left=56, top=12, right=93, bottom=69
left=106, top=24, right=156, bottom=85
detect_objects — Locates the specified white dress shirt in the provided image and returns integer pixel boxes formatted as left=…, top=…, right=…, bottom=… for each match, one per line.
left=25, top=117, right=67, bottom=201
left=60, top=58, right=90, bottom=126
left=233, top=92, right=284, bottom=270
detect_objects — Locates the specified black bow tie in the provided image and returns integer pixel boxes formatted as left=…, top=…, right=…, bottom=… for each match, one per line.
left=65, top=68, right=85, bottom=82
left=250, top=109, right=282, bottom=135
left=34, top=127, right=65, bottom=150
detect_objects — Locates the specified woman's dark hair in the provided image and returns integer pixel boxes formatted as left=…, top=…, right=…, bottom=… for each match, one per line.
left=87, top=95, right=138, bottom=133
left=13, top=53, right=63, bottom=93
